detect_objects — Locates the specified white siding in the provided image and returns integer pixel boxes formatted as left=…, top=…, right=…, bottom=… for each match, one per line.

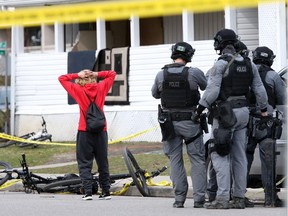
left=128, top=41, right=217, bottom=108
left=15, top=53, right=67, bottom=110
left=15, top=41, right=217, bottom=114
left=236, top=8, right=259, bottom=51
left=14, top=41, right=218, bottom=141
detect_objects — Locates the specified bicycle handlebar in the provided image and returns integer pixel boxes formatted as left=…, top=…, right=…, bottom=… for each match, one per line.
left=149, top=166, right=167, bottom=178
left=21, top=154, right=26, bottom=167
left=20, top=154, right=29, bottom=174
left=41, top=116, right=46, bottom=127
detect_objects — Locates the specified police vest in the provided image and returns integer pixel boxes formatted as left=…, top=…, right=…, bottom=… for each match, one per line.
left=160, top=67, right=200, bottom=108
left=218, top=55, right=253, bottom=101
left=249, top=65, right=276, bottom=108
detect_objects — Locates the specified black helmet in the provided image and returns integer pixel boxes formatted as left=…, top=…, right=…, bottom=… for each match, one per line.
left=213, top=29, right=238, bottom=52
left=252, top=46, right=275, bottom=66
left=237, top=41, right=249, bottom=57
left=171, top=42, right=195, bottom=62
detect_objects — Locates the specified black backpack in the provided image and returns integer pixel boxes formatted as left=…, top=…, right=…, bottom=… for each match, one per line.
left=83, top=91, right=105, bottom=133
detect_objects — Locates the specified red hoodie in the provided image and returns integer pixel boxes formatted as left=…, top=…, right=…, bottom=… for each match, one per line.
left=58, top=70, right=116, bottom=131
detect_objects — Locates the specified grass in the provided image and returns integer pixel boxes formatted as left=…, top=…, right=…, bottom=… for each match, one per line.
left=0, top=144, right=75, bottom=167
left=0, top=142, right=192, bottom=176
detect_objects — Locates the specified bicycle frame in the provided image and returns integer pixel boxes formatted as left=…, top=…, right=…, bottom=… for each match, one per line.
left=0, top=154, right=61, bottom=194
left=1, top=148, right=168, bottom=196
left=0, top=116, right=53, bottom=148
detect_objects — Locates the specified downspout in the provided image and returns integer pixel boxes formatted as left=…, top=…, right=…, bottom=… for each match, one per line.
left=10, top=27, right=16, bottom=135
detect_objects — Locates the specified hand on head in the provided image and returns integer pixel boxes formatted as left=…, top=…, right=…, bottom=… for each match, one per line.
left=78, top=69, right=93, bottom=78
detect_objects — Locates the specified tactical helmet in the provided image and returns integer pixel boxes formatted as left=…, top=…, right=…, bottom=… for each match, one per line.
left=252, top=46, right=275, bottom=66
left=213, top=29, right=238, bottom=52
left=171, top=42, right=195, bottom=62
left=237, top=41, right=249, bottom=57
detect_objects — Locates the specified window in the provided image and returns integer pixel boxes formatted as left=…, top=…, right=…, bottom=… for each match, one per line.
left=24, top=26, right=41, bottom=47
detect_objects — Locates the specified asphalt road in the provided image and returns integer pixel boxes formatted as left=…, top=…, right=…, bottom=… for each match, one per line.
left=0, top=192, right=287, bottom=216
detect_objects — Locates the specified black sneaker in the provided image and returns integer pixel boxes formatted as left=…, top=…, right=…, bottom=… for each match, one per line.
left=194, top=201, right=205, bottom=208
left=82, top=194, right=93, bottom=200
left=99, top=192, right=111, bottom=200
left=173, top=201, right=184, bottom=208
left=244, top=197, right=254, bottom=208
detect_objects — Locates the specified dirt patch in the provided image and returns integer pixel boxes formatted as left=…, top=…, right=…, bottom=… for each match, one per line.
left=48, top=152, right=76, bottom=164
left=108, top=142, right=163, bottom=156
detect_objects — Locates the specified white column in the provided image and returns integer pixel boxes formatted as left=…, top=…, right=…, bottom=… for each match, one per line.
left=224, top=7, right=237, bottom=32
left=13, top=26, right=24, bottom=54
left=130, top=16, right=140, bottom=47
left=54, top=22, right=64, bottom=52
left=97, top=18, right=106, bottom=50
left=182, top=10, right=194, bottom=42
left=258, top=2, right=287, bottom=71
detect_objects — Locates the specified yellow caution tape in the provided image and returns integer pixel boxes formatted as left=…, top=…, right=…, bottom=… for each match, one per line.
left=145, top=172, right=172, bottom=187
left=0, top=0, right=286, bottom=28
left=108, top=126, right=159, bottom=144
left=112, top=173, right=172, bottom=196
left=111, top=182, right=132, bottom=195
left=0, top=133, right=75, bottom=146
left=0, top=179, right=22, bottom=190
left=0, top=125, right=159, bottom=146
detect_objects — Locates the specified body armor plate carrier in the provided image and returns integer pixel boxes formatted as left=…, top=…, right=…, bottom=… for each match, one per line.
left=161, top=67, right=200, bottom=108
left=218, top=55, right=253, bottom=101
left=249, top=65, right=276, bottom=108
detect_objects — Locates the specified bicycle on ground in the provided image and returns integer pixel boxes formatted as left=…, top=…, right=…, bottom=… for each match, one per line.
left=0, top=147, right=167, bottom=196
left=0, top=116, right=52, bottom=148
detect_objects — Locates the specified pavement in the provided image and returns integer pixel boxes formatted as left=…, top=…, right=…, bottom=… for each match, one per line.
left=1, top=161, right=287, bottom=205
left=1, top=193, right=287, bottom=216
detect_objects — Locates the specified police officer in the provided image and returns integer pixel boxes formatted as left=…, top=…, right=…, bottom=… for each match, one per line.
left=247, top=46, right=286, bottom=207
left=194, top=29, right=268, bottom=209
left=151, top=42, right=207, bottom=208
left=206, top=40, right=255, bottom=207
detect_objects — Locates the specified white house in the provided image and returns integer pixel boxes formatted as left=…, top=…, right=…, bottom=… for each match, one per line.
left=0, top=0, right=287, bottom=143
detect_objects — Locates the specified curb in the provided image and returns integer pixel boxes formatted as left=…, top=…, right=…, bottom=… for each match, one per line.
left=1, top=176, right=287, bottom=203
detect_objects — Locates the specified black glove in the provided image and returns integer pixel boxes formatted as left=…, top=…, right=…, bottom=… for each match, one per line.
left=258, top=115, right=274, bottom=130
left=192, top=104, right=206, bottom=122
left=191, top=111, right=200, bottom=122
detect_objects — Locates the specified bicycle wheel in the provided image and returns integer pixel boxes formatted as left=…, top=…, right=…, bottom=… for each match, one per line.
left=43, top=178, right=82, bottom=193
left=18, top=134, right=52, bottom=148
left=0, top=133, right=34, bottom=148
left=0, top=139, right=21, bottom=148
left=123, top=147, right=150, bottom=197
left=0, top=161, right=12, bottom=186
left=0, top=140, right=14, bottom=148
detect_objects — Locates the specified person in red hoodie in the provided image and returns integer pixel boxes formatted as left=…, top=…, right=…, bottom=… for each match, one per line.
left=58, top=69, right=116, bottom=201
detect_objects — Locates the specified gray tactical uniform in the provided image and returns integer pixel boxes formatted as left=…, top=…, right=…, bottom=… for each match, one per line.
left=152, top=62, right=207, bottom=204
left=199, top=46, right=268, bottom=201
left=246, top=64, right=286, bottom=204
